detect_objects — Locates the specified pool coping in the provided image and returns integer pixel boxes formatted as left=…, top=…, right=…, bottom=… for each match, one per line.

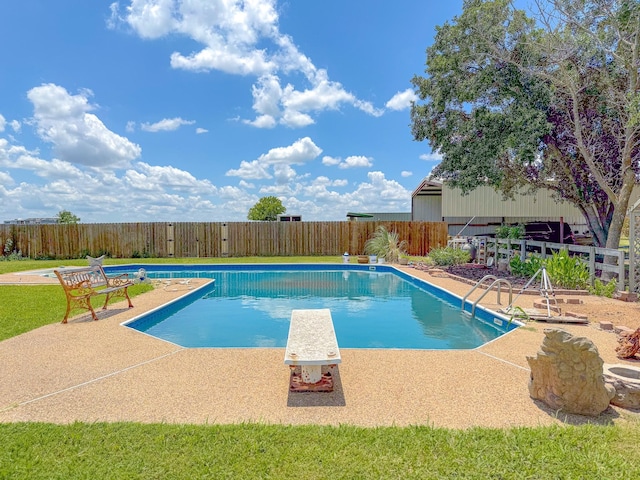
left=0, top=264, right=636, bottom=428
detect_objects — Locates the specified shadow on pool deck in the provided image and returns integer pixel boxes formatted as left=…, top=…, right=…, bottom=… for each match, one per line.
left=0, top=271, right=638, bottom=428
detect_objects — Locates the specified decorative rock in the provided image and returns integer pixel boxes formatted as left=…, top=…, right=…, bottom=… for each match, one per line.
left=599, top=321, right=614, bottom=331
left=565, top=311, right=588, bottom=320
left=603, top=364, right=640, bottom=409
left=527, top=328, right=615, bottom=416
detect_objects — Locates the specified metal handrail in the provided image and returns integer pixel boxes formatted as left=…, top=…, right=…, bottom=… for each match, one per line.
left=461, top=275, right=512, bottom=319
left=461, top=275, right=498, bottom=309
left=470, top=279, right=512, bottom=319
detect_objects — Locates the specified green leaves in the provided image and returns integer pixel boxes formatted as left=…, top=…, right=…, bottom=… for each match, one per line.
left=363, top=226, right=407, bottom=263
left=411, top=0, right=640, bottom=249
left=56, top=210, right=80, bottom=224
left=247, top=196, right=286, bottom=221
left=544, top=250, right=590, bottom=290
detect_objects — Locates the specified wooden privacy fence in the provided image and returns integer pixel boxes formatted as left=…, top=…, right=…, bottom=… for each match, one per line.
left=0, top=221, right=448, bottom=259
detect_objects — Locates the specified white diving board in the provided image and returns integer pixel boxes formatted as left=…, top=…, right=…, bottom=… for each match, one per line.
left=284, top=309, right=341, bottom=392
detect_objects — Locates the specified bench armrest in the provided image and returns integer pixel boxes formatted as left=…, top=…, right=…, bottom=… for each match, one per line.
left=68, top=280, right=95, bottom=297
left=105, top=274, right=133, bottom=288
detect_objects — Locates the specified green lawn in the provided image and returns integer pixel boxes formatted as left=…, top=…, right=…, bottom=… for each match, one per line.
left=1, top=422, right=639, bottom=479
left=1, top=257, right=640, bottom=478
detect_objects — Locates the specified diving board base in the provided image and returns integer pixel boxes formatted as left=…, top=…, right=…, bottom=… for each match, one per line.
left=289, top=365, right=336, bottom=392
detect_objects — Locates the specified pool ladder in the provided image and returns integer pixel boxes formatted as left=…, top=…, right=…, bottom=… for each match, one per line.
left=462, top=275, right=512, bottom=319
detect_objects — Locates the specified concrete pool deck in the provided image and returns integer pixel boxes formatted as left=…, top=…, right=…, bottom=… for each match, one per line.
left=1, top=266, right=639, bottom=429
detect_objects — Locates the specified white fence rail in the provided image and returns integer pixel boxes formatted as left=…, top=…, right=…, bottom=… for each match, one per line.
left=471, top=237, right=626, bottom=291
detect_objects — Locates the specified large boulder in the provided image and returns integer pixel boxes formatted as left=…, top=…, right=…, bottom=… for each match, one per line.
left=527, top=328, right=615, bottom=416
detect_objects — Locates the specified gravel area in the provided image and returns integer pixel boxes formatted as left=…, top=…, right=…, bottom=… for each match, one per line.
left=1, top=265, right=639, bottom=429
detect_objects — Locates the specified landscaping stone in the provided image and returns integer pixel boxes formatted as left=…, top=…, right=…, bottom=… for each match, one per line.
left=599, top=321, right=614, bottom=331
left=527, top=328, right=614, bottom=416
left=603, top=364, right=640, bottom=409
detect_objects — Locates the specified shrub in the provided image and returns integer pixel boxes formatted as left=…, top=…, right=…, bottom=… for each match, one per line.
left=588, top=278, right=618, bottom=298
left=509, top=254, right=543, bottom=278
left=364, top=226, right=407, bottom=263
left=495, top=224, right=524, bottom=239
left=544, top=250, right=589, bottom=290
left=427, top=247, right=470, bottom=266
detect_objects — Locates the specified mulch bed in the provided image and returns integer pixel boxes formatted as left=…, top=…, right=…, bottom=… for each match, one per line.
left=444, top=264, right=531, bottom=290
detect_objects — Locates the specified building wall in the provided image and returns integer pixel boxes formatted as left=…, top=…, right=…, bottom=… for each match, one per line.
left=412, top=194, right=442, bottom=222
left=441, top=185, right=583, bottom=219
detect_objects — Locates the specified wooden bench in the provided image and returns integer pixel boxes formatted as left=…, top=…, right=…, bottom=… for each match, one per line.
left=284, top=309, right=341, bottom=392
left=54, top=266, right=134, bottom=323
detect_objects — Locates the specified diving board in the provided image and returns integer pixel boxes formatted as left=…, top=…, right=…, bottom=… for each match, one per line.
left=284, top=309, right=341, bottom=392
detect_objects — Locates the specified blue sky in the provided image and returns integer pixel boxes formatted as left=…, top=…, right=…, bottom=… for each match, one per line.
left=0, top=0, right=462, bottom=223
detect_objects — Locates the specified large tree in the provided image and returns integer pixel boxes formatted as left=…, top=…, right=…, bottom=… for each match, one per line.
left=411, top=0, right=640, bottom=248
left=247, top=196, right=286, bottom=221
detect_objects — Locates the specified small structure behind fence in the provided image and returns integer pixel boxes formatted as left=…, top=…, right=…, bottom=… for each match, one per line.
left=0, top=221, right=448, bottom=260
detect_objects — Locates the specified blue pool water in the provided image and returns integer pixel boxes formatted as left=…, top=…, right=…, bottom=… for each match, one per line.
left=115, top=264, right=517, bottom=349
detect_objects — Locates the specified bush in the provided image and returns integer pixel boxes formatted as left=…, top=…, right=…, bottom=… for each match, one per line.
left=427, top=247, right=471, bottom=266
left=364, top=226, right=407, bottom=263
left=588, top=278, right=618, bottom=298
left=544, top=250, right=590, bottom=290
left=509, top=254, right=543, bottom=278
left=495, top=224, right=524, bottom=239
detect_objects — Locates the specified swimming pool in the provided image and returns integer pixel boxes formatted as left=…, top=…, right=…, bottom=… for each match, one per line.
left=115, top=264, right=518, bottom=349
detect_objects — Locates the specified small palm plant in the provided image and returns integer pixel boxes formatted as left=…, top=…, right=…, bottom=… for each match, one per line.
left=364, top=226, right=407, bottom=263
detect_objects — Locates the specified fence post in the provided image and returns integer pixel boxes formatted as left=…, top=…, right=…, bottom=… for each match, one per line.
left=589, top=247, right=596, bottom=286
left=167, top=223, right=174, bottom=257
left=221, top=223, right=229, bottom=257
left=617, top=250, right=625, bottom=291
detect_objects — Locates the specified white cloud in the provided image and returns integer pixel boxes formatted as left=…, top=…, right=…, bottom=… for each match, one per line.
left=322, top=156, right=340, bottom=166
left=27, top=83, right=141, bottom=168
left=141, top=117, right=196, bottom=132
left=244, top=114, right=277, bottom=129
left=126, top=162, right=217, bottom=193
left=195, top=127, right=208, bottom=134
left=273, top=164, right=297, bottom=184
left=126, top=121, right=136, bottom=132
left=420, top=151, right=443, bottom=162
left=0, top=115, right=18, bottom=133
left=338, top=155, right=373, bottom=169
left=118, top=0, right=384, bottom=129
left=386, top=88, right=418, bottom=111
left=258, top=137, right=321, bottom=165
left=401, top=170, right=412, bottom=177
left=323, top=154, right=373, bottom=170
left=121, top=0, right=176, bottom=39
left=225, top=159, right=272, bottom=179
left=0, top=171, right=14, bottom=186
left=226, top=136, right=321, bottom=181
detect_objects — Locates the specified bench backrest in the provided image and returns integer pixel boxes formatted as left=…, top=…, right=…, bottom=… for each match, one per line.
left=54, top=266, right=108, bottom=290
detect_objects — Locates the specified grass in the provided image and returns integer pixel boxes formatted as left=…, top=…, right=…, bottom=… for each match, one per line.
left=1, top=256, right=640, bottom=478
left=1, top=422, right=639, bottom=479
left=0, top=283, right=153, bottom=341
